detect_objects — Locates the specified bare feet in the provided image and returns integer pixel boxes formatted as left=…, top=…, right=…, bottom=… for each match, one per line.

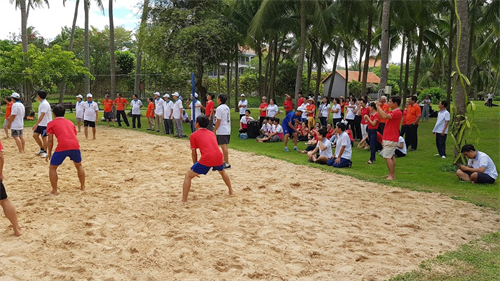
left=13, top=227, right=22, bottom=236
left=385, top=176, right=395, bottom=180
left=80, top=186, right=85, bottom=191
left=46, top=191, right=60, bottom=196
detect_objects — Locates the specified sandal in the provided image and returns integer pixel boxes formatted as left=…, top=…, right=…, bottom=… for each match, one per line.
left=366, top=160, right=373, bottom=164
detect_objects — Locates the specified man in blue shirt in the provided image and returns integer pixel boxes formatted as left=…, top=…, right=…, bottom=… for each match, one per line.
left=282, top=109, right=302, bottom=152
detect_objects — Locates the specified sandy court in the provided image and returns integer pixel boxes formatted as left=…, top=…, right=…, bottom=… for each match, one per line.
left=0, top=126, right=499, bottom=280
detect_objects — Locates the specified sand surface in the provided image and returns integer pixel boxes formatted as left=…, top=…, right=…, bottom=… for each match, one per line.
left=0, top=126, right=498, bottom=281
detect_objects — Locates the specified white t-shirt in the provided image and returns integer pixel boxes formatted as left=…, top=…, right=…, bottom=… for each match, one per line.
left=332, top=104, right=341, bottom=119
left=215, top=104, right=231, bottom=135
left=38, top=99, right=52, bottom=126
left=319, top=103, right=330, bottom=118
left=83, top=101, right=99, bottom=121
left=189, top=100, right=203, bottom=119
left=397, top=136, right=407, bottom=155
left=432, top=109, right=450, bottom=134
left=345, top=104, right=356, bottom=120
left=131, top=99, right=143, bottom=115
left=267, top=104, right=279, bottom=117
left=75, top=100, right=85, bottom=118
left=275, top=124, right=283, bottom=134
left=172, top=99, right=183, bottom=119
left=299, top=103, right=308, bottom=119
left=238, top=99, right=248, bottom=115
left=261, top=123, right=268, bottom=133
left=487, top=93, right=493, bottom=100
left=240, top=115, right=254, bottom=125
left=154, top=98, right=164, bottom=115
left=468, top=151, right=498, bottom=179
left=163, top=100, right=173, bottom=119
left=335, top=131, right=352, bottom=160
left=10, top=101, right=25, bottom=130
left=317, top=138, right=333, bottom=158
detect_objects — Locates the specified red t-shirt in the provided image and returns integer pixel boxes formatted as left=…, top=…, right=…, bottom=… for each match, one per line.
left=382, top=108, right=402, bottom=142
left=259, top=103, right=268, bottom=117
left=306, top=104, right=316, bottom=117
left=0, top=140, right=3, bottom=151
left=360, top=107, right=370, bottom=125
left=205, top=100, right=214, bottom=117
left=367, top=112, right=379, bottom=129
left=326, top=128, right=335, bottom=139
left=283, top=99, right=294, bottom=111
left=346, top=129, right=354, bottom=141
left=46, top=118, right=80, bottom=152
left=146, top=102, right=155, bottom=118
left=102, top=99, right=113, bottom=112
left=4, top=101, right=13, bottom=120
left=376, top=131, right=383, bottom=143
left=113, top=98, right=128, bottom=111
left=297, top=98, right=305, bottom=107
left=379, top=103, right=390, bottom=123
left=190, top=128, right=223, bottom=167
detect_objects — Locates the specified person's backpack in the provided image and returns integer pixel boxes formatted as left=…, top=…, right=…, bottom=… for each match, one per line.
left=247, top=121, right=260, bottom=139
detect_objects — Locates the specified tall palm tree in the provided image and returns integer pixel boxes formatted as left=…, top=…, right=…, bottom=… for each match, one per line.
left=134, top=0, right=150, bottom=98
left=379, top=0, right=391, bottom=90
left=109, top=0, right=116, bottom=98
left=84, top=0, right=104, bottom=93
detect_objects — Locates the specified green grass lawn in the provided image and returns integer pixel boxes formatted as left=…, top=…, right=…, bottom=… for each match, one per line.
left=5, top=99, right=499, bottom=280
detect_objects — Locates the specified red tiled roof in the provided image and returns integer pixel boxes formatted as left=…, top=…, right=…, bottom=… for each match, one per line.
left=322, top=70, right=381, bottom=84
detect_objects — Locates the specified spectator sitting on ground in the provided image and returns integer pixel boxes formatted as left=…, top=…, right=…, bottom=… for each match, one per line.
left=395, top=136, right=407, bottom=157
left=297, top=121, right=310, bottom=141
left=257, top=118, right=283, bottom=143
left=326, top=123, right=335, bottom=140
left=239, top=110, right=254, bottom=134
left=456, top=144, right=497, bottom=184
left=307, top=128, right=332, bottom=164
left=326, top=122, right=353, bottom=168
left=182, top=110, right=190, bottom=123
left=257, top=117, right=270, bottom=139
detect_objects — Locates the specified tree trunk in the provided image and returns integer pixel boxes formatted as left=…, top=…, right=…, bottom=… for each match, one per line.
left=362, top=10, right=373, bottom=94
left=411, top=27, right=424, bottom=95
left=257, top=40, right=264, bottom=98
left=314, top=41, right=324, bottom=102
left=269, top=34, right=283, bottom=102
left=84, top=0, right=91, bottom=93
left=446, top=10, right=454, bottom=110
left=109, top=0, right=116, bottom=99
left=344, top=51, right=349, bottom=96
left=195, top=61, right=207, bottom=103
left=398, top=35, right=405, bottom=96
left=306, top=47, right=313, bottom=96
left=403, top=31, right=411, bottom=106
left=379, top=0, right=391, bottom=90
left=134, top=0, right=149, bottom=98
left=358, top=44, right=364, bottom=82
left=234, top=44, right=239, bottom=112
left=69, top=0, right=80, bottom=51
left=227, top=59, right=232, bottom=100
left=264, top=40, right=273, bottom=98
left=327, top=44, right=340, bottom=98
left=294, top=0, right=307, bottom=102
left=217, top=65, right=221, bottom=94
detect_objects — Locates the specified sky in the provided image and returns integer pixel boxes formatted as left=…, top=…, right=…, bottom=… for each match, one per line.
left=0, top=0, right=142, bottom=41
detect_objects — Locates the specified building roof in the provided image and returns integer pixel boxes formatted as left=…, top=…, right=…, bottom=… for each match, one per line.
left=322, top=70, right=381, bottom=84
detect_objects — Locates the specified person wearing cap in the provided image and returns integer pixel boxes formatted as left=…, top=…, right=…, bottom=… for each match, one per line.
left=0, top=139, right=22, bottom=236
left=7, top=92, right=25, bottom=153
left=305, top=97, right=316, bottom=129
left=238, top=94, right=248, bottom=120
left=205, top=93, right=215, bottom=131
left=102, top=94, right=115, bottom=127
left=32, top=90, right=52, bottom=158
left=83, top=93, right=99, bottom=140
left=113, top=93, right=130, bottom=127
left=3, top=96, right=13, bottom=138
left=188, top=93, right=205, bottom=133
left=214, top=94, right=231, bottom=168
left=75, top=94, right=85, bottom=132
left=283, top=94, right=294, bottom=115
left=130, top=94, right=143, bottom=129
left=258, top=96, right=268, bottom=127
left=153, top=92, right=164, bottom=132
left=162, top=93, right=174, bottom=134
left=46, top=104, right=86, bottom=195
left=172, top=92, right=186, bottom=137
left=282, top=109, right=302, bottom=152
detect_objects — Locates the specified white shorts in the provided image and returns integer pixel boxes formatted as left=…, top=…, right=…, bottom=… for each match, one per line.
left=380, top=140, right=397, bottom=159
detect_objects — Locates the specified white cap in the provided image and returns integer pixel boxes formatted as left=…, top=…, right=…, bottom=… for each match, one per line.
left=194, top=93, right=198, bottom=98
left=241, top=94, right=245, bottom=97
left=154, top=92, right=160, bottom=96
left=163, top=94, right=170, bottom=98
left=172, top=92, right=179, bottom=97
left=10, top=92, right=20, bottom=99
left=87, top=93, right=93, bottom=98
left=76, top=94, right=83, bottom=98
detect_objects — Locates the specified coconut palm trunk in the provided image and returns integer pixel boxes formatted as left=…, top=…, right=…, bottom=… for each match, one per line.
left=379, top=0, right=391, bottom=90
left=294, top=0, right=307, bottom=102
left=134, top=0, right=149, bottom=97
left=84, top=0, right=90, bottom=93
left=109, top=0, right=116, bottom=98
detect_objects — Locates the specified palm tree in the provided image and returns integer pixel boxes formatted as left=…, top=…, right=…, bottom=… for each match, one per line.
left=379, top=0, right=391, bottom=90
left=134, top=0, right=150, bottom=98
left=109, top=0, right=116, bottom=98
left=84, top=0, right=104, bottom=93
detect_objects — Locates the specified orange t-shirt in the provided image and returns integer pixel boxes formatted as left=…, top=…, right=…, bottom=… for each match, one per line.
left=113, top=98, right=128, bottom=111
left=406, top=103, right=422, bottom=125
left=306, top=104, right=316, bottom=118
left=4, top=101, right=13, bottom=120
left=379, top=103, right=390, bottom=123
left=146, top=102, right=155, bottom=118
left=102, top=99, right=113, bottom=112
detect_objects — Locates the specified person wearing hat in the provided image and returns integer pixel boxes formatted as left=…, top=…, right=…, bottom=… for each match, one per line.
left=172, top=92, right=186, bottom=137
left=102, top=94, right=115, bottom=127
left=131, top=94, right=143, bottom=129
left=305, top=97, right=316, bottom=129
left=83, top=93, right=99, bottom=140
left=188, top=93, right=205, bottom=133
left=238, top=94, right=248, bottom=120
left=7, top=92, right=25, bottom=153
left=282, top=108, right=303, bottom=152
left=113, top=93, right=130, bottom=127
left=153, top=92, right=164, bottom=132
left=162, top=93, right=174, bottom=134
left=75, top=94, right=85, bottom=132
left=32, top=90, right=52, bottom=158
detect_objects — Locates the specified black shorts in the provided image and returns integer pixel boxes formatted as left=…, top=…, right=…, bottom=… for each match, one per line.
left=34, top=125, right=47, bottom=137
left=104, top=112, right=114, bottom=121
left=0, top=181, right=7, bottom=200
left=217, top=135, right=230, bottom=145
left=464, top=171, right=496, bottom=184
left=84, top=120, right=96, bottom=128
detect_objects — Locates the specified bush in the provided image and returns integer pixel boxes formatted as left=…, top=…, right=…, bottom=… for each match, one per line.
left=418, top=87, right=445, bottom=104
left=494, top=96, right=500, bottom=101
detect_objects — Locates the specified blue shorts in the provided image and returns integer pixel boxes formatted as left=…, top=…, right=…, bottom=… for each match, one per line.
left=283, top=125, right=296, bottom=136
left=191, top=162, right=224, bottom=175
left=50, top=150, right=82, bottom=166
left=34, top=125, right=47, bottom=137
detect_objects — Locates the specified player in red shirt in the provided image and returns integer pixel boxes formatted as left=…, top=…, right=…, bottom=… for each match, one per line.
left=0, top=140, right=22, bottom=236
left=3, top=97, right=13, bottom=138
left=182, top=115, right=233, bottom=202
left=376, top=95, right=402, bottom=180
left=46, top=105, right=86, bottom=195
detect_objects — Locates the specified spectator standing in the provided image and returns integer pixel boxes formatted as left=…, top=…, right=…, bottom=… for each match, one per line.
left=364, top=102, right=379, bottom=164
left=75, top=94, right=85, bottom=132
left=205, top=94, right=215, bottom=131
left=130, top=94, right=143, bottom=129
left=283, top=94, right=294, bottom=115
left=297, top=92, right=305, bottom=107
left=400, top=100, right=410, bottom=138
left=318, top=97, right=330, bottom=127
left=188, top=93, right=204, bottom=133
left=344, top=98, right=356, bottom=138
left=432, top=100, right=450, bottom=158
left=163, top=94, right=174, bottom=134
left=32, top=90, right=52, bottom=158
left=102, top=94, right=115, bottom=127
left=83, top=93, right=99, bottom=140
left=7, top=93, right=25, bottom=153
left=329, top=98, right=342, bottom=126
left=172, top=92, right=186, bottom=138
left=305, top=97, right=316, bottom=129
left=214, top=94, right=231, bottom=169
left=376, top=95, right=403, bottom=180
left=153, top=92, right=164, bottom=132
left=3, top=97, right=13, bottom=138
left=114, top=93, right=130, bottom=127
left=377, top=96, right=390, bottom=134
left=258, top=96, right=268, bottom=127
left=486, top=92, right=493, bottom=107
left=238, top=94, right=248, bottom=120
left=422, top=95, right=431, bottom=121
left=146, top=97, right=155, bottom=131
left=267, top=98, right=279, bottom=119
left=405, top=96, right=422, bottom=151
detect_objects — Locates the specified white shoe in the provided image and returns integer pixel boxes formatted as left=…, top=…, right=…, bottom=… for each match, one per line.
left=40, top=152, right=47, bottom=158
left=35, top=149, right=44, bottom=155
left=441, top=155, right=446, bottom=159
left=434, top=154, right=440, bottom=157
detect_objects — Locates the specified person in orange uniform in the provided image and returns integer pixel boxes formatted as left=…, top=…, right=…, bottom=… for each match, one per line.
left=146, top=97, right=155, bottom=131
left=3, top=97, right=13, bottom=138
left=305, top=97, right=316, bottom=129
left=377, top=96, right=390, bottom=134
left=405, top=96, right=421, bottom=151
left=102, top=94, right=115, bottom=126
left=113, top=93, right=129, bottom=127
